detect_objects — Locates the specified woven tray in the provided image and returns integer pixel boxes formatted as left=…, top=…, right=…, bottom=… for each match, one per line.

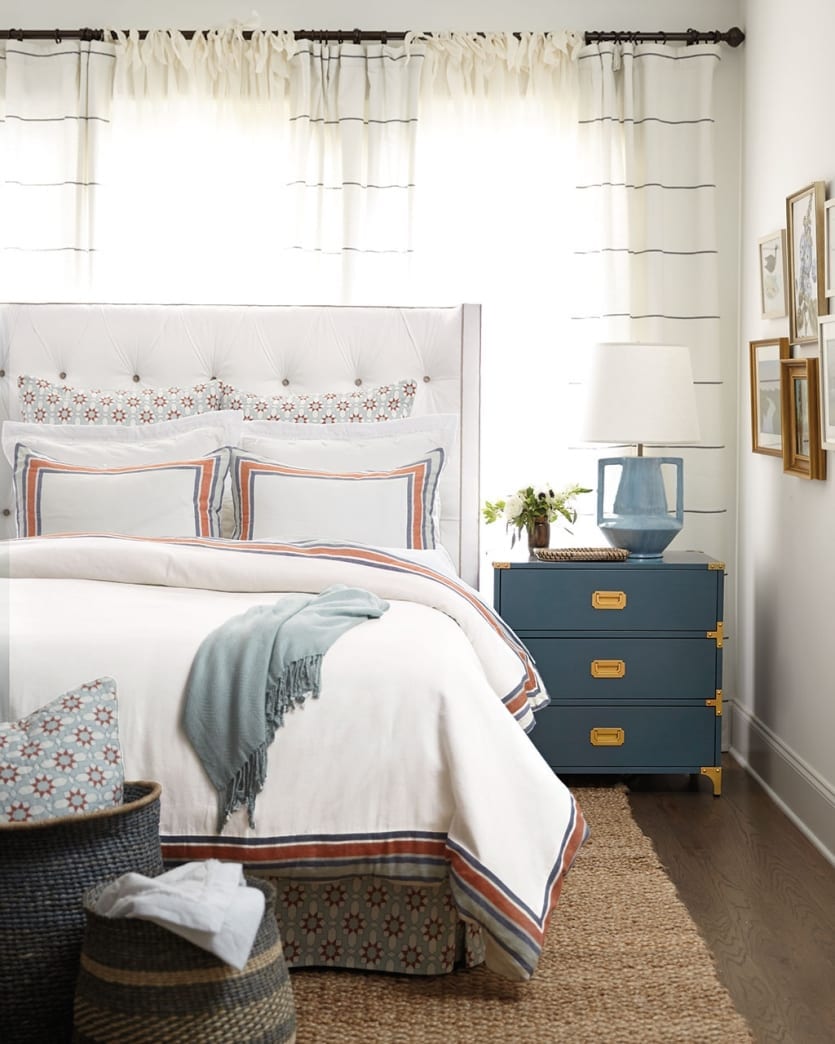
left=533, top=547, right=630, bottom=562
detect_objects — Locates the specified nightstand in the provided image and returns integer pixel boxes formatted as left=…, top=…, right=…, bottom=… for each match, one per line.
left=493, top=551, right=725, bottom=794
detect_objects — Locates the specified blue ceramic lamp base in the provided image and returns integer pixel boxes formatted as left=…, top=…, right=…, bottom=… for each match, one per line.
left=597, top=456, right=684, bottom=559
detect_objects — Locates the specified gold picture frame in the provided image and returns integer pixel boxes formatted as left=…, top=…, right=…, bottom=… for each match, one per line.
left=749, top=337, right=789, bottom=456
left=786, top=181, right=827, bottom=343
left=780, top=356, right=826, bottom=479
left=758, top=230, right=788, bottom=319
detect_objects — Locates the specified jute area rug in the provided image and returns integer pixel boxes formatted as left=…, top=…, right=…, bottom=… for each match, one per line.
left=289, top=786, right=754, bottom=1043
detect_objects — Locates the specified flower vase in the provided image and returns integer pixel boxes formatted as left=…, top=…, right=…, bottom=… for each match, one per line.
left=526, top=517, right=550, bottom=552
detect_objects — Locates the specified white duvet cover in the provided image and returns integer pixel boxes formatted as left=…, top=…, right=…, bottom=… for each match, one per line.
left=3, top=535, right=588, bottom=980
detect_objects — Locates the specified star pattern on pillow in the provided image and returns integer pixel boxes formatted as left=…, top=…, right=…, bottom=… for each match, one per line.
left=0, top=677, right=124, bottom=823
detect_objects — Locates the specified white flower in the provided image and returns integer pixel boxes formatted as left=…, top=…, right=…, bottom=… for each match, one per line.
left=504, top=494, right=524, bottom=524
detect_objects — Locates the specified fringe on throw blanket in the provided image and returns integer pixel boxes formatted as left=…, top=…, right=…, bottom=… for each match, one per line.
left=223, top=653, right=323, bottom=830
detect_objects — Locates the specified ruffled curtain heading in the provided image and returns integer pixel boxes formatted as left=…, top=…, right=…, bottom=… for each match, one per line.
left=105, top=29, right=585, bottom=97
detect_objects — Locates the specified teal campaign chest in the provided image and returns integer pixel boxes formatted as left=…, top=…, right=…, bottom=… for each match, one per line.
left=492, top=551, right=725, bottom=794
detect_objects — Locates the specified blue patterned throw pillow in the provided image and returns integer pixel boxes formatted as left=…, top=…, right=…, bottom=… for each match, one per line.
left=0, top=677, right=124, bottom=823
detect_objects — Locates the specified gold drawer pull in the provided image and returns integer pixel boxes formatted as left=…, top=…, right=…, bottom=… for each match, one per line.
left=591, top=659, right=626, bottom=679
left=590, top=727, right=625, bottom=747
left=592, top=590, right=627, bottom=610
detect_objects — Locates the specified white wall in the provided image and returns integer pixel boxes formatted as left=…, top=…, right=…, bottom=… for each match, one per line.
left=735, top=0, right=835, bottom=863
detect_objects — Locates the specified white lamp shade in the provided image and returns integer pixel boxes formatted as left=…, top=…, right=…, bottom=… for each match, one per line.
left=579, top=342, right=701, bottom=446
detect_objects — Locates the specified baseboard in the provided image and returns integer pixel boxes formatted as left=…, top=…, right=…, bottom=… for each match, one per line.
left=731, top=703, right=835, bottom=868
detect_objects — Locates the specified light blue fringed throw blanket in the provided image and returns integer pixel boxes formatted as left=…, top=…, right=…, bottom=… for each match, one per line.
left=183, top=584, right=389, bottom=831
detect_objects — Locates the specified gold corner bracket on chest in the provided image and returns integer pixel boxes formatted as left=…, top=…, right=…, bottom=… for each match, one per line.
left=700, top=766, right=723, bottom=796
left=707, top=620, right=724, bottom=648
left=706, top=690, right=723, bottom=716
left=707, top=561, right=726, bottom=571
left=492, top=561, right=511, bottom=570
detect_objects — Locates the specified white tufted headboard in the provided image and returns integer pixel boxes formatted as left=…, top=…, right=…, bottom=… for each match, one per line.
left=0, top=303, right=482, bottom=586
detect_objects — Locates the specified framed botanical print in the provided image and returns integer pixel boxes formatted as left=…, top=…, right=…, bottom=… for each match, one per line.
left=786, top=181, right=827, bottom=343
left=749, top=337, right=789, bottom=455
left=758, top=231, right=788, bottom=319
left=780, top=356, right=826, bottom=479
left=818, top=315, right=835, bottom=450
left=825, top=200, right=835, bottom=298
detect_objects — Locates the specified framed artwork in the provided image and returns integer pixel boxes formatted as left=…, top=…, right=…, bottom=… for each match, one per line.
left=757, top=231, right=788, bottom=318
left=818, top=315, right=835, bottom=450
left=749, top=337, right=790, bottom=455
left=786, top=181, right=827, bottom=343
left=780, top=356, right=826, bottom=479
left=825, top=200, right=835, bottom=298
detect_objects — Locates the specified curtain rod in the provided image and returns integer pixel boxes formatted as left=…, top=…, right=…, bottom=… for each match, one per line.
left=584, top=27, right=744, bottom=47
left=0, top=27, right=746, bottom=47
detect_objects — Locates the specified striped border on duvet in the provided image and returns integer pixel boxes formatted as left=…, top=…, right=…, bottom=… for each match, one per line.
left=161, top=796, right=589, bottom=981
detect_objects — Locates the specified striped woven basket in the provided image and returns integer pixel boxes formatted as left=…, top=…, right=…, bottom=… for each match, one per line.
left=73, top=876, right=296, bottom=1044
left=0, top=781, right=164, bottom=1044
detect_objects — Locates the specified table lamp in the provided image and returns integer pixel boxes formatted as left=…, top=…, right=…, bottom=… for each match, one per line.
left=580, top=342, right=700, bottom=558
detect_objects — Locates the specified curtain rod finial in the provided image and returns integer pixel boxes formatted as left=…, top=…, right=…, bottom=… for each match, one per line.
left=726, top=26, right=745, bottom=47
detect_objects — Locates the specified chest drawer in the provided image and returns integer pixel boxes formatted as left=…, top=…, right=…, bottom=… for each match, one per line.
left=529, top=703, right=719, bottom=770
left=495, top=564, right=720, bottom=632
left=524, top=636, right=718, bottom=700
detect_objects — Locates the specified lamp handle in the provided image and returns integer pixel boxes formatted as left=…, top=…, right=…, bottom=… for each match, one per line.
left=597, top=456, right=684, bottom=522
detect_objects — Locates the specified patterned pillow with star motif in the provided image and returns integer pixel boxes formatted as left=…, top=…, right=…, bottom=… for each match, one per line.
left=0, top=677, right=124, bottom=824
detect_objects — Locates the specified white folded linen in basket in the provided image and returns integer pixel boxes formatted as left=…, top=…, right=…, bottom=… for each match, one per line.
left=93, top=859, right=265, bottom=970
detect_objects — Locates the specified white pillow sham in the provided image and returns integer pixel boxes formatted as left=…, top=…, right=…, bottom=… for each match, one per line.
left=13, top=446, right=230, bottom=539
left=233, top=414, right=458, bottom=546
left=2, top=411, right=243, bottom=469
left=229, top=447, right=446, bottom=548
left=239, top=413, right=459, bottom=468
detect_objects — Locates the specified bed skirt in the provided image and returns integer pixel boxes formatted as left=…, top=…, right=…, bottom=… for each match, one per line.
left=252, top=873, right=486, bottom=976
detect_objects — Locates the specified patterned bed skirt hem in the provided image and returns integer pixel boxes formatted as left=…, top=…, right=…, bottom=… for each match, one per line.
left=251, top=872, right=486, bottom=976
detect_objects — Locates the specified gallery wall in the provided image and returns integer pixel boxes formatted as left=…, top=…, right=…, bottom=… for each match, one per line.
left=735, top=0, right=835, bottom=862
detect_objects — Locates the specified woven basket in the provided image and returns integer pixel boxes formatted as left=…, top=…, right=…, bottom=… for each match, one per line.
left=0, top=780, right=164, bottom=1044
left=73, top=876, right=296, bottom=1044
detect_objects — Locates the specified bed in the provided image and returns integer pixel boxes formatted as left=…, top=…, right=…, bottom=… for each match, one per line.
left=0, top=302, right=587, bottom=982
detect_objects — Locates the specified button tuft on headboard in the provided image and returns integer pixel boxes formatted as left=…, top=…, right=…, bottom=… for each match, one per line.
left=423, top=375, right=431, bottom=383
left=132, top=374, right=141, bottom=383
left=282, top=378, right=290, bottom=387
left=354, top=378, right=362, bottom=386
left=2, top=509, right=10, bottom=517
left=0, top=370, right=5, bottom=378
left=59, top=371, right=67, bottom=380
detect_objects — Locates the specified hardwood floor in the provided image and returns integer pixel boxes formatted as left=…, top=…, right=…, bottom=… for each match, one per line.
left=621, top=755, right=835, bottom=1044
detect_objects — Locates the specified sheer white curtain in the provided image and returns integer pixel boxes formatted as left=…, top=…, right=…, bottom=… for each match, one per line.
left=409, top=33, right=585, bottom=554
left=95, top=30, right=424, bottom=304
left=0, top=38, right=115, bottom=300
left=568, top=43, right=729, bottom=561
